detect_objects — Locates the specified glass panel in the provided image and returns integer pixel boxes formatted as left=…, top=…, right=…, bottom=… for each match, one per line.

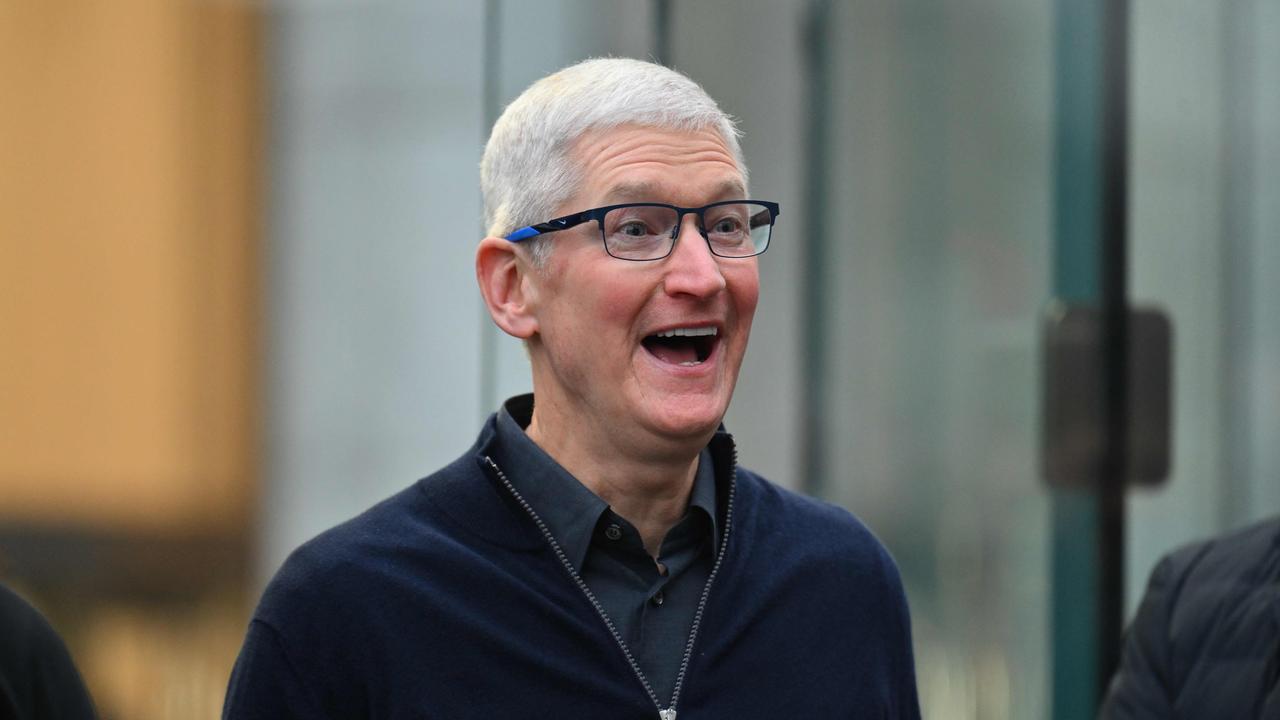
left=820, top=4, right=1054, bottom=717
left=1127, top=0, right=1280, bottom=610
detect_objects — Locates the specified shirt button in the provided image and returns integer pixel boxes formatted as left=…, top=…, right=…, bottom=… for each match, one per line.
left=651, top=590, right=665, bottom=607
left=604, top=524, right=622, bottom=541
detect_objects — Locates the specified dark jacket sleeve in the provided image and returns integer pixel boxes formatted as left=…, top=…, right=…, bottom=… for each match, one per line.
left=223, top=619, right=328, bottom=720
left=1098, top=555, right=1179, bottom=719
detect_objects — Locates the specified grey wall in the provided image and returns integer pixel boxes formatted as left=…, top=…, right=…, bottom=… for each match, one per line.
left=262, top=2, right=487, bottom=575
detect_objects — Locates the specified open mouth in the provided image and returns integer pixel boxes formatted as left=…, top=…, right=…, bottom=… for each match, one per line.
left=641, top=326, right=718, bottom=367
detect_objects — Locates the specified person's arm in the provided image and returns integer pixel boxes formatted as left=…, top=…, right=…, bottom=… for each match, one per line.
left=1097, top=555, right=1180, bottom=719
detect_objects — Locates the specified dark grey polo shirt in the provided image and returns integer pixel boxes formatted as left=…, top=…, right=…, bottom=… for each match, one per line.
left=492, top=395, right=718, bottom=703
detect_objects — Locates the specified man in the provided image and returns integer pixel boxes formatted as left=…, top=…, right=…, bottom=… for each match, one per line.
left=225, top=57, right=920, bottom=719
left=1099, top=516, right=1280, bottom=719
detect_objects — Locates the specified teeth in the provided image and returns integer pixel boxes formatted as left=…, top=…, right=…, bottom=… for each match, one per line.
left=655, top=326, right=718, bottom=338
left=678, top=360, right=703, bottom=366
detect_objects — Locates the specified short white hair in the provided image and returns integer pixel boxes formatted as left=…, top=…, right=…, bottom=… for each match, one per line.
left=480, top=57, right=747, bottom=263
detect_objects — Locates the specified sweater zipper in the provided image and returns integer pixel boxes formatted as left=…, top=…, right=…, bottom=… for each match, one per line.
left=483, top=448, right=737, bottom=720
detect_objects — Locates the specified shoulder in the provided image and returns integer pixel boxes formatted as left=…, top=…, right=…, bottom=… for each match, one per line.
left=254, top=461, right=468, bottom=622
left=734, top=467, right=889, bottom=548
left=0, top=583, right=43, bottom=639
left=252, top=447, right=539, bottom=629
left=712, top=467, right=918, bottom=710
left=1102, top=516, right=1280, bottom=717
left=731, top=467, right=905, bottom=591
left=1159, top=516, right=1280, bottom=588
left=1134, top=516, right=1280, bottom=632
left=0, top=584, right=55, bottom=665
left=0, top=584, right=96, bottom=719
left=1156, top=516, right=1280, bottom=641
left=0, top=585, right=78, bottom=670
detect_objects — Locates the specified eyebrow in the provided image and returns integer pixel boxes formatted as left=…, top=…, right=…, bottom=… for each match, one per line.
left=603, top=179, right=748, bottom=204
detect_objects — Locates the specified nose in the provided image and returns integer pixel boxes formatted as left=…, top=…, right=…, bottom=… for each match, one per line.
left=661, top=214, right=727, bottom=298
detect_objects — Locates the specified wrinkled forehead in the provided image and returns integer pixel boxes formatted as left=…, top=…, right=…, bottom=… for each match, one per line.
left=565, top=124, right=748, bottom=207
left=596, top=179, right=749, bottom=206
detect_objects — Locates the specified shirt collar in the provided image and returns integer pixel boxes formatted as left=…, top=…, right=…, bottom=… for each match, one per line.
left=492, top=394, right=719, bottom=569
left=493, top=396, right=607, bottom=573
left=688, top=446, right=719, bottom=553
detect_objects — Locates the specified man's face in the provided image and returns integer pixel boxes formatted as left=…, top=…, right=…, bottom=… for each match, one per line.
left=525, top=124, right=760, bottom=451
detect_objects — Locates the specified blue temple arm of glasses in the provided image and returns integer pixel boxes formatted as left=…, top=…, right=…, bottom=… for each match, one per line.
left=506, top=226, right=541, bottom=242
left=505, top=212, right=593, bottom=242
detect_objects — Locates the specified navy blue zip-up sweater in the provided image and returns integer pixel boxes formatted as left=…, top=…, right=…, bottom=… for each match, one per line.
left=224, top=414, right=921, bottom=719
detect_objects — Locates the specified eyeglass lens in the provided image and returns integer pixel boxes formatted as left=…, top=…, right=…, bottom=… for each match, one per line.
left=601, top=203, right=772, bottom=260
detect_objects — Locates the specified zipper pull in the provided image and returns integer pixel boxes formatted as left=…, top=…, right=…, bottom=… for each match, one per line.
left=659, top=710, right=676, bottom=720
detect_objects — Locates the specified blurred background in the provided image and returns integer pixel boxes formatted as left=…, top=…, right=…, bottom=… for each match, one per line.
left=1, top=1, right=1276, bottom=718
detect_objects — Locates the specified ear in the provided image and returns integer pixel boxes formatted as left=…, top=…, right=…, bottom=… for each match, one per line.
left=475, top=236, right=540, bottom=339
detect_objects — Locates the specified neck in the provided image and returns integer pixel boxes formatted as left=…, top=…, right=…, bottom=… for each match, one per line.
left=526, top=406, right=703, bottom=558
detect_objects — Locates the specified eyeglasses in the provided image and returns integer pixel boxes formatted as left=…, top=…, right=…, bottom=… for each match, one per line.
left=505, top=200, right=779, bottom=261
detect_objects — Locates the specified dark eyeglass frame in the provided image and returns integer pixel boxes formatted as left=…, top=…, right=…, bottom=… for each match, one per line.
left=504, top=200, right=780, bottom=261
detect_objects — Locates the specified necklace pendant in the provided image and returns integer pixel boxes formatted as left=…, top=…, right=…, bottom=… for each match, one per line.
left=659, top=710, right=676, bottom=720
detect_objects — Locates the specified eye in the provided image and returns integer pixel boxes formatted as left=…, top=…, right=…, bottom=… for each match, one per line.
left=618, top=220, right=651, bottom=237
left=712, top=216, right=744, bottom=234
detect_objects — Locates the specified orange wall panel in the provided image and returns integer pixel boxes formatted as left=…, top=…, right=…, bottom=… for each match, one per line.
left=0, top=1, right=260, bottom=533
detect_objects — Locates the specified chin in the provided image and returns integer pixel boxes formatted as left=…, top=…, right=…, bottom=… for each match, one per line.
left=640, top=396, right=728, bottom=444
